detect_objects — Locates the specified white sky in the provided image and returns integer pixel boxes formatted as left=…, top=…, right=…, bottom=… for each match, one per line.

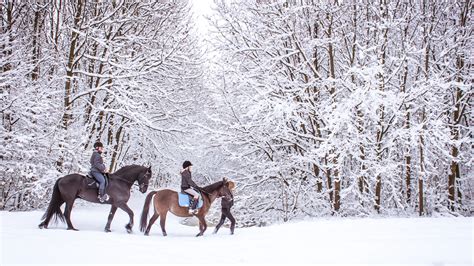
left=190, top=0, right=215, bottom=35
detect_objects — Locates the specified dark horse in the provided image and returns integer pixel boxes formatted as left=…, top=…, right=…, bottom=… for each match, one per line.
left=38, top=165, right=152, bottom=233
left=140, top=178, right=232, bottom=237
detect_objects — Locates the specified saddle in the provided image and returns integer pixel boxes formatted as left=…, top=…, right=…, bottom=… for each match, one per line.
left=85, top=173, right=109, bottom=189
left=178, top=192, right=203, bottom=209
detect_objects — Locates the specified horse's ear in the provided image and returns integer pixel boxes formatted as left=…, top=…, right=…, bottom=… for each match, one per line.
left=222, top=177, right=228, bottom=185
left=148, top=166, right=152, bottom=171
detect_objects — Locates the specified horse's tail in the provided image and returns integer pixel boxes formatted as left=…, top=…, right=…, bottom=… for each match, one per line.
left=140, top=190, right=157, bottom=232
left=38, top=179, right=65, bottom=228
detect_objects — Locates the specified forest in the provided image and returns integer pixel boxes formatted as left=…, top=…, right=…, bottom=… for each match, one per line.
left=1, top=0, right=472, bottom=226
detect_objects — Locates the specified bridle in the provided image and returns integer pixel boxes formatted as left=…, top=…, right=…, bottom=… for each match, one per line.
left=199, top=182, right=231, bottom=199
left=137, top=170, right=151, bottom=191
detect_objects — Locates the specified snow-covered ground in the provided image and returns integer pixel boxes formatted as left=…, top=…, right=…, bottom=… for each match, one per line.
left=1, top=193, right=472, bottom=265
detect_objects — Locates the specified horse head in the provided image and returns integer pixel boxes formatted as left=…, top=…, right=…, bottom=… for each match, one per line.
left=137, top=166, right=152, bottom=193
left=218, top=177, right=233, bottom=200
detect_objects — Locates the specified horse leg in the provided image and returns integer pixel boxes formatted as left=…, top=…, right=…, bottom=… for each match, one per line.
left=64, top=199, right=78, bottom=231
left=104, top=205, right=118, bottom=233
left=118, top=203, right=134, bottom=233
left=196, top=215, right=207, bottom=237
left=145, top=213, right=159, bottom=236
left=159, top=212, right=168, bottom=236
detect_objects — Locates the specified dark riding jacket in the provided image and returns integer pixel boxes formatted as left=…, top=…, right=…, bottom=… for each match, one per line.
left=221, top=193, right=234, bottom=209
left=181, top=169, right=199, bottom=190
left=90, top=150, right=106, bottom=173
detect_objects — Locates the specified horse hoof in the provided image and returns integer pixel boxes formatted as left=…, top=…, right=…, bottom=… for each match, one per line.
left=38, top=223, right=47, bottom=229
left=144, top=232, right=149, bottom=236
left=67, top=227, right=79, bottom=231
left=162, top=232, right=167, bottom=237
left=126, top=228, right=132, bottom=234
left=105, top=228, right=111, bottom=233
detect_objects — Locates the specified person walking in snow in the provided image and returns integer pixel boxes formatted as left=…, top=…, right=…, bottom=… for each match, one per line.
left=214, top=179, right=236, bottom=235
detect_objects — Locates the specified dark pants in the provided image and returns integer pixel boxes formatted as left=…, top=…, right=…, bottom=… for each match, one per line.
left=214, top=208, right=235, bottom=234
left=90, top=171, right=106, bottom=196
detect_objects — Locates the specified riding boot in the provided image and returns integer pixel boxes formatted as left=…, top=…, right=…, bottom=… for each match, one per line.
left=98, top=190, right=109, bottom=203
left=189, top=198, right=199, bottom=214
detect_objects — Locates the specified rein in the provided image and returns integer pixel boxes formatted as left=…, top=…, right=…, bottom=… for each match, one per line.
left=198, top=185, right=225, bottom=198
left=107, top=174, right=139, bottom=187
left=198, top=188, right=211, bottom=195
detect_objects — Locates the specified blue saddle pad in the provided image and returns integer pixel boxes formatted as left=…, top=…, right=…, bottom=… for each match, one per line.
left=178, top=192, right=203, bottom=208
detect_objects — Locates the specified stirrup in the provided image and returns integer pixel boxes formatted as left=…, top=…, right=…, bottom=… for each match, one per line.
left=98, top=194, right=109, bottom=203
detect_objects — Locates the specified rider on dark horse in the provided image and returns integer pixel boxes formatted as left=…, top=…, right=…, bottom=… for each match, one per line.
left=90, top=141, right=109, bottom=203
left=180, top=161, right=202, bottom=214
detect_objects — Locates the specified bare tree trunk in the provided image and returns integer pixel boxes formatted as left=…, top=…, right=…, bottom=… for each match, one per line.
left=448, top=0, right=469, bottom=209
left=280, top=173, right=289, bottom=222
left=448, top=88, right=461, bottom=211
left=311, top=14, right=322, bottom=194
left=45, top=0, right=62, bottom=79
left=404, top=93, right=412, bottom=205
left=325, top=8, right=340, bottom=212
left=374, top=0, right=388, bottom=213
left=31, top=1, right=45, bottom=81
left=325, top=155, right=333, bottom=205
left=400, top=10, right=412, bottom=204
left=1, top=1, right=14, bottom=136
left=1, top=1, right=14, bottom=73
left=348, top=1, right=368, bottom=200
left=62, top=0, right=84, bottom=129
left=334, top=177, right=341, bottom=211
left=418, top=112, right=426, bottom=216
left=417, top=76, right=427, bottom=216
left=313, top=163, right=322, bottom=192
left=418, top=179, right=424, bottom=216
left=110, top=119, right=126, bottom=172
left=51, top=0, right=62, bottom=49
left=356, top=107, right=368, bottom=197
left=56, top=0, right=84, bottom=170
left=84, top=24, right=114, bottom=131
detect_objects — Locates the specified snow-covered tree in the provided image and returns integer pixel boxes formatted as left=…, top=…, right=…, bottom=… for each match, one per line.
left=205, top=0, right=472, bottom=224
left=1, top=0, right=204, bottom=210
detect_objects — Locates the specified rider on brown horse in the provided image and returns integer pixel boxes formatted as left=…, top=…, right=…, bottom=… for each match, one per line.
left=180, top=161, right=202, bottom=214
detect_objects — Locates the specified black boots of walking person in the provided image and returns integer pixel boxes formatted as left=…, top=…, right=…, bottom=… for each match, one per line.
left=213, top=208, right=235, bottom=235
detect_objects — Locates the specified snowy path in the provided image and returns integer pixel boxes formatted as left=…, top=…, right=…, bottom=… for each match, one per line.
left=1, top=194, right=472, bottom=265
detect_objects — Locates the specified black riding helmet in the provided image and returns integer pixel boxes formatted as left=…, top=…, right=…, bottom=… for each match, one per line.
left=182, top=160, right=193, bottom=169
left=93, top=141, right=104, bottom=149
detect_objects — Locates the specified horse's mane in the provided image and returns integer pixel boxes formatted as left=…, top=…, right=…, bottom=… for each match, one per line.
left=113, top=164, right=143, bottom=175
left=202, top=180, right=224, bottom=192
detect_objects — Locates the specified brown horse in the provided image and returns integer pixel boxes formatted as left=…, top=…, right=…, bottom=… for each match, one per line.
left=139, top=178, right=232, bottom=237
left=38, top=165, right=152, bottom=233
